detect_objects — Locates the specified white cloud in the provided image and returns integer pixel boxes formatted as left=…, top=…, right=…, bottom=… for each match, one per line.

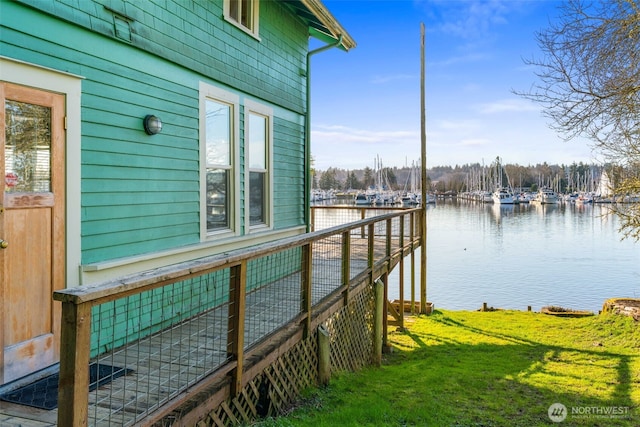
left=313, top=125, right=418, bottom=144
left=311, top=125, right=421, bottom=169
left=436, top=119, right=481, bottom=132
left=428, top=53, right=489, bottom=68
left=461, top=138, right=490, bottom=146
left=370, top=74, right=416, bottom=84
left=476, top=98, right=540, bottom=114
left=422, top=0, right=519, bottom=40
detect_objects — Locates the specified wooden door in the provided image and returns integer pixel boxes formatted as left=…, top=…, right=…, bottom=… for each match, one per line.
left=0, top=82, right=65, bottom=385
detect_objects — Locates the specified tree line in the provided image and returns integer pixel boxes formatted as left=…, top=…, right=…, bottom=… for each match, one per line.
left=314, top=161, right=611, bottom=194
left=313, top=166, right=400, bottom=191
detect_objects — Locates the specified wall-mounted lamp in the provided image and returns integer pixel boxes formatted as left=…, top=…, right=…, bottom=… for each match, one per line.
left=143, top=115, right=163, bottom=135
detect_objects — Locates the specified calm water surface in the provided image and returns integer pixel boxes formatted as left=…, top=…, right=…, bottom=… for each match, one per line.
left=387, top=199, right=640, bottom=313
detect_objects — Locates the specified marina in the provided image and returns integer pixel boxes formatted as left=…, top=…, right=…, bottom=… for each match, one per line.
left=387, top=199, right=640, bottom=313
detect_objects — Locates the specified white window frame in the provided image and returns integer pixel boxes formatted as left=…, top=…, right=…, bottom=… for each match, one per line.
left=223, top=0, right=260, bottom=39
left=199, top=81, right=241, bottom=240
left=244, top=99, right=273, bottom=232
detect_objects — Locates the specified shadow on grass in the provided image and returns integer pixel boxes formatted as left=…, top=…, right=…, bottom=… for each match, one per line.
left=380, top=311, right=638, bottom=426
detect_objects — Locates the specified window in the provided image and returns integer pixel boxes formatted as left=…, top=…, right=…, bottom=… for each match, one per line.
left=245, top=100, right=272, bottom=230
left=4, top=99, right=52, bottom=193
left=200, top=83, right=239, bottom=237
left=224, top=0, right=259, bottom=36
left=205, top=100, right=231, bottom=231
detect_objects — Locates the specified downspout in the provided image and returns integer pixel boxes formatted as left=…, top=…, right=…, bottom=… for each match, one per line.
left=305, top=34, right=343, bottom=232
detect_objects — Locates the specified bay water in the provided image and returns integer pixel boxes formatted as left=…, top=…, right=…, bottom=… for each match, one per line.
left=388, top=199, right=640, bottom=313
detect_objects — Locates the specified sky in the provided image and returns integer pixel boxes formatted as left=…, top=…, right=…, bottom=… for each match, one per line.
left=309, top=0, right=600, bottom=171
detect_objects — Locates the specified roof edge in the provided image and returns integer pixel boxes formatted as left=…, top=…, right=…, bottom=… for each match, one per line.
left=299, top=0, right=356, bottom=51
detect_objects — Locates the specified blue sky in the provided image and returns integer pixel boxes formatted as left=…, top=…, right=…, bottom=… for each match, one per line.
left=309, top=0, right=598, bottom=171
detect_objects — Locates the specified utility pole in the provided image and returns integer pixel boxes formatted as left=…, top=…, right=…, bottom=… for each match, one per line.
left=420, top=22, right=428, bottom=314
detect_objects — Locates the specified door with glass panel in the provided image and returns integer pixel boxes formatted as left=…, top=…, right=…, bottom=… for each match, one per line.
left=0, top=82, right=65, bottom=385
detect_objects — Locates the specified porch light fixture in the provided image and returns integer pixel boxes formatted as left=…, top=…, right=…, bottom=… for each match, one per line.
left=143, top=115, right=163, bottom=135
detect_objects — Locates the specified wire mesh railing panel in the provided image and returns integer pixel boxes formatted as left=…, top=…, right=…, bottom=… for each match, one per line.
left=312, top=207, right=415, bottom=236
left=88, top=271, right=231, bottom=426
left=244, top=247, right=303, bottom=349
left=349, top=232, right=369, bottom=281
left=389, top=216, right=401, bottom=253
left=373, top=221, right=388, bottom=262
left=310, top=235, right=343, bottom=304
left=312, top=207, right=364, bottom=230
left=402, top=214, right=411, bottom=243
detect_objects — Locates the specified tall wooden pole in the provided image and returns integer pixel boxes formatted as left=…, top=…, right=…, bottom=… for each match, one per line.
left=420, top=22, right=428, bottom=314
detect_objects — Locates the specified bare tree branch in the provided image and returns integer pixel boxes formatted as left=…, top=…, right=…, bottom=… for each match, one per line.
left=515, top=0, right=640, bottom=239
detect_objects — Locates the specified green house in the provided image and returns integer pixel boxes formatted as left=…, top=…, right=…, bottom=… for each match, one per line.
left=0, top=0, right=354, bottom=388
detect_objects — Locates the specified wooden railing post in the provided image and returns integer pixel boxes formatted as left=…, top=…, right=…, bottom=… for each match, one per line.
left=341, top=231, right=350, bottom=305
left=310, top=206, right=315, bottom=232
left=372, top=279, right=384, bottom=366
left=381, top=273, right=389, bottom=351
left=398, top=215, right=405, bottom=328
left=317, top=325, right=330, bottom=385
left=410, top=211, right=416, bottom=314
left=57, top=301, right=91, bottom=427
left=228, top=261, right=246, bottom=396
left=385, top=218, right=392, bottom=258
left=301, top=243, right=313, bottom=338
left=367, top=223, right=374, bottom=278
left=419, top=209, right=428, bottom=314
left=399, top=212, right=405, bottom=251
left=360, top=208, right=366, bottom=238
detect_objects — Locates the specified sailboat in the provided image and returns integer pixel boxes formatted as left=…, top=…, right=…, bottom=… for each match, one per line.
left=594, top=169, right=614, bottom=203
left=490, top=157, right=515, bottom=204
left=401, top=160, right=433, bottom=205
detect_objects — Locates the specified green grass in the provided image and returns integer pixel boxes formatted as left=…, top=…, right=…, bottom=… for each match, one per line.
left=251, top=310, right=640, bottom=426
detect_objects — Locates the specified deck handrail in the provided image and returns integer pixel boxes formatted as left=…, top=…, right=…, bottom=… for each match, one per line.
left=55, top=209, right=416, bottom=305
left=53, top=206, right=423, bottom=426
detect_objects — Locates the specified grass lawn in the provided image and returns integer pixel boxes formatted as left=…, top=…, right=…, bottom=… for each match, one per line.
left=252, top=310, right=640, bottom=426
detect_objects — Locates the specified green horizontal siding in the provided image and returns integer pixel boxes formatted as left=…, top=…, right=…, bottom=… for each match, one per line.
left=16, top=0, right=309, bottom=113
left=81, top=202, right=199, bottom=222
left=3, top=0, right=316, bottom=360
left=84, top=213, right=198, bottom=236
left=3, top=1, right=308, bottom=264
left=273, top=116, right=305, bottom=228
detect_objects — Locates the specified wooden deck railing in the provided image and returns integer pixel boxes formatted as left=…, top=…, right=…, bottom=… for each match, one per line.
left=53, top=207, right=423, bottom=426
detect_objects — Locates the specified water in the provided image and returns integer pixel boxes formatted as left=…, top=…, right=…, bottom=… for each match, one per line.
left=387, top=199, right=640, bottom=313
